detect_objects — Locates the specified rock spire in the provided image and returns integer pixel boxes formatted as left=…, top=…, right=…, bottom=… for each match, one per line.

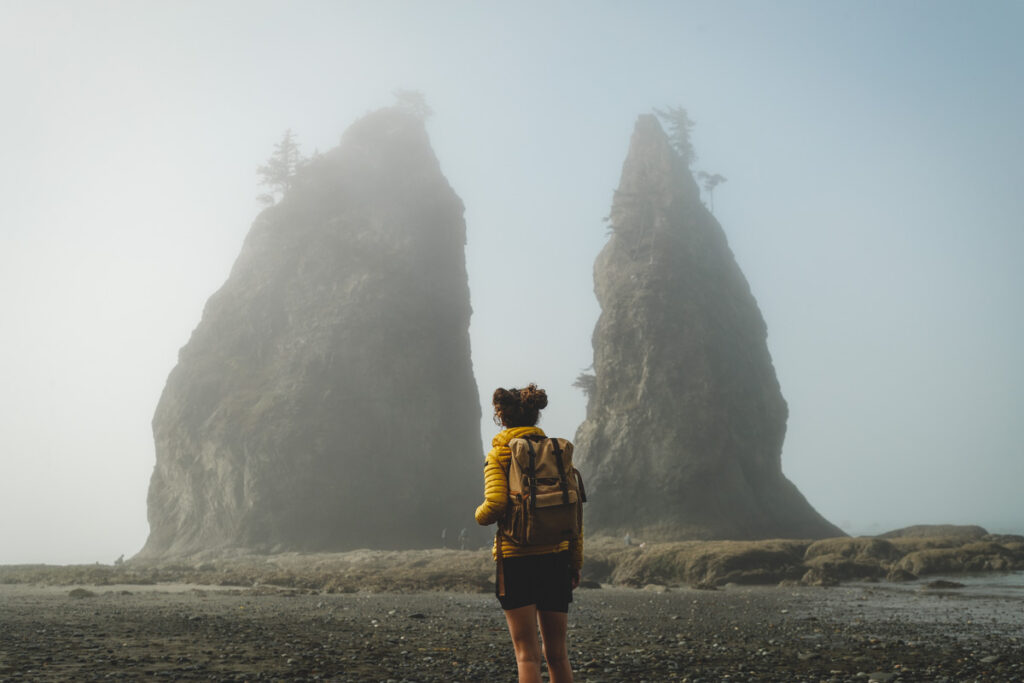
left=140, top=108, right=481, bottom=558
left=574, top=114, right=842, bottom=541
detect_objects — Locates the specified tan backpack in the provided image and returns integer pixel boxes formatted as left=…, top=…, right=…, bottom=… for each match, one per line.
left=499, top=435, right=586, bottom=546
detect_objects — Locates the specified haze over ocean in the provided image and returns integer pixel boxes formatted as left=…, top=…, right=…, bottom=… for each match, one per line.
left=2, top=1, right=1021, bottom=563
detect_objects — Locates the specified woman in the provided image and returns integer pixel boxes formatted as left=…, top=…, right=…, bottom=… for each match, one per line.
left=475, top=384, right=582, bottom=683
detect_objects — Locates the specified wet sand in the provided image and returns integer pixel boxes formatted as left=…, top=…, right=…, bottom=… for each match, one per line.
left=1, top=581, right=1021, bottom=682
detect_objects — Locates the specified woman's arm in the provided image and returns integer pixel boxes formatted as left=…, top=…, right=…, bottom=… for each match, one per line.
left=474, top=451, right=509, bottom=525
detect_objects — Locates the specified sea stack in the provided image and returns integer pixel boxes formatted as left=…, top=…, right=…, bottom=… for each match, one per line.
left=574, top=114, right=842, bottom=541
left=140, top=107, right=481, bottom=558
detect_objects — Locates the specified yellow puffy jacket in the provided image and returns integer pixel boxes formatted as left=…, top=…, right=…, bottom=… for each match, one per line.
left=474, top=426, right=584, bottom=572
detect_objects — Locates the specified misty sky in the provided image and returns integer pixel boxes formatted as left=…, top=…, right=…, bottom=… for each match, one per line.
left=2, top=1, right=1022, bottom=564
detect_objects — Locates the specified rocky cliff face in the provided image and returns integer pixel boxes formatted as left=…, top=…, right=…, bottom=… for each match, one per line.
left=574, top=114, right=842, bottom=541
left=140, top=108, right=481, bottom=558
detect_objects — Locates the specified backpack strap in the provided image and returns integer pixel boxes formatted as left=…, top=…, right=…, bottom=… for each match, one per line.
left=495, top=530, right=506, bottom=596
left=550, top=439, right=571, bottom=504
left=574, top=468, right=587, bottom=503
left=524, top=439, right=539, bottom=509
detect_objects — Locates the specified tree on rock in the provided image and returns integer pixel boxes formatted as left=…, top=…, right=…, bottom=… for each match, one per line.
left=697, top=171, right=727, bottom=214
left=257, top=129, right=305, bottom=205
left=572, top=371, right=597, bottom=398
left=393, top=89, right=433, bottom=122
left=654, top=106, right=697, bottom=167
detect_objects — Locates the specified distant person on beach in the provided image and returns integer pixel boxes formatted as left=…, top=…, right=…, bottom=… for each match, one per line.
left=475, top=384, right=582, bottom=683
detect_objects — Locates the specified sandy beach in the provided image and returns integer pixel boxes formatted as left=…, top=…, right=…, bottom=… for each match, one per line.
left=2, top=577, right=1022, bottom=682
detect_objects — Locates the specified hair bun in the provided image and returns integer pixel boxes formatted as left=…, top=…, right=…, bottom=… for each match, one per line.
left=520, top=383, right=548, bottom=410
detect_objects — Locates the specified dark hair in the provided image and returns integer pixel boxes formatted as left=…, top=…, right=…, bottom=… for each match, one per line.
left=492, top=383, right=548, bottom=428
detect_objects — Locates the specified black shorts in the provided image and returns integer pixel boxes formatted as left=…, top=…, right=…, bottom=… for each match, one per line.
left=497, top=551, right=573, bottom=613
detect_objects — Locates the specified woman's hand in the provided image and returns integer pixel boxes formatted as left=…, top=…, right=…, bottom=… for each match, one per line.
left=570, top=569, right=580, bottom=590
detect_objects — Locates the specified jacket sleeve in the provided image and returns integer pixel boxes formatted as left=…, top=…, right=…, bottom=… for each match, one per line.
left=474, top=451, right=509, bottom=525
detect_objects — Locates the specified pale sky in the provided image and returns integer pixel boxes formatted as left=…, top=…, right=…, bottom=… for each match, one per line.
left=1, top=1, right=1021, bottom=564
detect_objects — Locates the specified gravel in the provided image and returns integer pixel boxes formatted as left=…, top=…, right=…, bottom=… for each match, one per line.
left=1, top=583, right=1021, bottom=681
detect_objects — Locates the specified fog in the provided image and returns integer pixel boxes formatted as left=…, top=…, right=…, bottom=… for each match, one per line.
left=2, top=1, right=1021, bottom=564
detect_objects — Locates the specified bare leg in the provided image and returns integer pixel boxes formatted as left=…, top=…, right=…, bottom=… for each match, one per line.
left=538, top=609, right=573, bottom=683
left=504, top=604, right=542, bottom=683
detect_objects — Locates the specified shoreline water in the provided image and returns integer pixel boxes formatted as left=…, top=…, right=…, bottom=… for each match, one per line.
left=852, top=570, right=1024, bottom=597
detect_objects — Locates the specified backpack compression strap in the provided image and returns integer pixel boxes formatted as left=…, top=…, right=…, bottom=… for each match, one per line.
left=496, top=531, right=506, bottom=596
left=550, top=439, right=571, bottom=504
left=574, top=468, right=587, bottom=503
left=524, top=439, right=538, bottom=508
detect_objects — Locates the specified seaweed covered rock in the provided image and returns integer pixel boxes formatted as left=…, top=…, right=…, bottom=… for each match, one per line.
left=140, top=108, right=481, bottom=558
left=894, top=541, right=1024, bottom=575
left=801, top=538, right=901, bottom=584
left=804, top=537, right=902, bottom=564
left=877, top=524, right=989, bottom=540
left=585, top=537, right=811, bottom=587
left=575, top=114, right=842, bottom=542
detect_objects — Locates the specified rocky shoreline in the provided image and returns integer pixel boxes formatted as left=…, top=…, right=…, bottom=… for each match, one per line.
left=3, top=528, right=1021, bottom=594
left=587, top=527, right=1024, bottom=589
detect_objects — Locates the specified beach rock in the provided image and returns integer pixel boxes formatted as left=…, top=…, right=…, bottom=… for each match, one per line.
left=895, top=540, right=1024, bottom=575
left=603, top=538, right=810, bottom=587
left=885, top=567, right=918, bottom=582
left=878, top=524, right=989, bottom=540
left=886, top=535, right=975, bottom=554
left=801, top=560, right=882, bottom=585
left=581, top=553, right=616, bottom=583
left=804, top=537, right=901, bottom=563
left=801, top=537, right=899, bottom=582
left=141, top=107, right=481, bottom=558
left=867, top=673, right=898, bottom=683
left=574, top=113, right=843, bottom=542
left=984, top=533, right=1024, bottom=550
left=800, top=566, right=840, bottom=587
